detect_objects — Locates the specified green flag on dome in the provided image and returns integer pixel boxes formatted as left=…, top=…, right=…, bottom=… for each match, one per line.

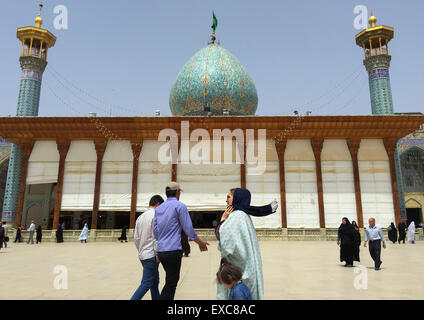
left=212, top=11, right=218, bottom=31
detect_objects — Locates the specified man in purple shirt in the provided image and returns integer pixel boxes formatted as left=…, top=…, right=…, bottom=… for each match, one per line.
left=153, top=182, right=209, bottom=300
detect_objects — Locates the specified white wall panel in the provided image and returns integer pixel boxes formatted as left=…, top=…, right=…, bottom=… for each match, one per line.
left=359, top=159, right=394, bottom=226
left=247, top=140, right=281, bottom=228
left=177, top=140, right=240, bottom=211
left=27, top=141, right=59, bottom=184
left=322, top=140, right=357, bottom=227
left=137, top=141, right=172, bottom=211
left=99, top=141, right=133, bottom=210
left=285, top=140, right=319, bottom=228
left=61, top=141, right=96, bottom=210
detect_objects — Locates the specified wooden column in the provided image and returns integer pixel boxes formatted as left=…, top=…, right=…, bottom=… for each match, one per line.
left=92, top=139, right=107, bottom=230
left=171, top=137, right=181, bottom=182
left=240, top=136, right=247, bottom=189
left=311, top=138, right=325, bottom=229
left=275, top=139, right=287, bottom=228
left=384, top=137, right=402, bottom=225
left=347, top=138, right=364, bottom=228
left=15, top=140, right=34, bottom=228
left=130, top=139, right=143, bottom=229
left=52, top=139, right=70, bottom=230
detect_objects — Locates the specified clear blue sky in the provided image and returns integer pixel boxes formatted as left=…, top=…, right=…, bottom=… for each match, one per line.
left=1, top=0, right=423, bottom=117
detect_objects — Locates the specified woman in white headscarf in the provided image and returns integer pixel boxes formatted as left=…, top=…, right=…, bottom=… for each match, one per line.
left=408, top=221, right=416, bottom=244
left=78, top=222, right=89, bottom=243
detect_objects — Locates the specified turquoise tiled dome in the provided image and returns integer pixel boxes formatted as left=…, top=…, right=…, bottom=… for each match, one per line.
left=169, top=44, right=258, bottom=116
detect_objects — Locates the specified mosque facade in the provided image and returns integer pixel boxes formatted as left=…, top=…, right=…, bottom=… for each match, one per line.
left=0, top=7, right=423, bottom=240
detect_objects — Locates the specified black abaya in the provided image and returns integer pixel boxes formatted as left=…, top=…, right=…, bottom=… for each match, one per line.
left=56, top=225, right=64, bottom=243
left=338, top=220, right=356, bottom=266
left=388, top=223, right=398, bottom=243
left=36, top=226, right=42, bottom=243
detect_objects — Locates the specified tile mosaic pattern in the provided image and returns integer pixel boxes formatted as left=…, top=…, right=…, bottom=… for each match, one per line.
left=2, top=59, right=44, bottom=222
left=169, top=44, right=258, bottom=116
left=364, top=55, right=394, bottom=115
left=364, top=54, right=406, bottom=220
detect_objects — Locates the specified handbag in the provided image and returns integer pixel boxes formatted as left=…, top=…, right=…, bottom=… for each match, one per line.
left=5, top=236, right=9, bottom=242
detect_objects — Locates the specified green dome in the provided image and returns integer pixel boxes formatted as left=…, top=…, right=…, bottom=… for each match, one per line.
left=169, top=44, right=258, bottom=116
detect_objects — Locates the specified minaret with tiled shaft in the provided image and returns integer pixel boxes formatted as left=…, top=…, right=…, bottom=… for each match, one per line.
left=2, top=3, right=56, bottom=222
left=355, top=12, right=407, bottom=221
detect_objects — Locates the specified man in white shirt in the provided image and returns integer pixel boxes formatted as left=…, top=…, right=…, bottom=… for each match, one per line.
left=27, top=220, right=36, bottom=245
left=364, top=217, right=386, bottom=270
left=130, top=195, right=164, bottom=300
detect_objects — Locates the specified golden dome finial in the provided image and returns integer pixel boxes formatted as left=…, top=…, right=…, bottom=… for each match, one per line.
left=369, top=9, right=377, bottom=28
left=35, top=2, right=43, bottom=28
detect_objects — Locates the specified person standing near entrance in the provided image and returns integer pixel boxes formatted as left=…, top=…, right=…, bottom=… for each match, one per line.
left=408, top=221, right=416, bottom=244
left=398, top=221, right=407, bottom=244
left=36, top=225, right=43, bottom=244
left=56, top=223, right=64, bottom=243
left=79, top=222, right=89, bottom=243
left=118, top=225, right=128, bottom=243
left=153, top=182, right=210, bottom=300
left=131, top=195, right=164, bottom=300
left=2, top=222, right=8, bottom=248
left=364, top=218, right=386, bottom=270
left=27, top=221, right=35, bottom=244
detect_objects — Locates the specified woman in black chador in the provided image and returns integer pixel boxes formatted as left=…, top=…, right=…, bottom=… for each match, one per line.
left=36, top=225, right=43, bottom=244
left=351, top=221, right=361, bottom=262
left=388, top=222, right=398, bottom=244
left=337, top=217, right=356, bottom=267
left=56, top=224, right=64, bottom=243
left=118, top=225, right=128, bottom=242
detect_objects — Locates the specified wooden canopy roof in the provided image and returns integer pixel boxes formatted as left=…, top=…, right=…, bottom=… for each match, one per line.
left=0, top=115, right=423, bottom=146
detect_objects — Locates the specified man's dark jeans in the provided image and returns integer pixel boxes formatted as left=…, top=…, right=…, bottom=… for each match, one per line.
left=369, top=240, right=382, bottom=268
left=130, top=256, right=160, bottom=300
left=158, top=250, right=183, bottom=300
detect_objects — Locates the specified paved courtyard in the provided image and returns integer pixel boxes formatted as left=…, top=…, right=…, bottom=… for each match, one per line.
left=0, top=240, right=423, bottom=300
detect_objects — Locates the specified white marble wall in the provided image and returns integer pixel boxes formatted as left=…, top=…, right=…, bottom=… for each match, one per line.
left=26, top=141, right=59, bottom=185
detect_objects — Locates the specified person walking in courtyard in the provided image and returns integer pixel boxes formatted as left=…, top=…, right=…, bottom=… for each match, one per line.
left=216, top=188, right=277, bottom=300
left=79, top=222, right=89, bottom=243
left=14, top=225, right=22, bottom=243
left=27, top=220, right=35, bottom=244
left=153, top=182, right=210, bottom=300
left=337, top=218, right=356, bottom=267
left=36, top=225, right=42, bottom=244
left=364, top=218, right=386, bottom=270
left=131, top=195, right=164, bottom=300
left=388, top=222, right=398, bottom=244
left=56, top=223, right=64, bottom=243
left=351, top=220, right=361, bottom=262
left=0, top=222, right=5, bottom=251
left=216, top=258, right=252, bottom=300
left=118, top=225, right=128, bottom=243
left=408, top=221, right=416, bottom=244
left=398, top=221, right=407, bottom=244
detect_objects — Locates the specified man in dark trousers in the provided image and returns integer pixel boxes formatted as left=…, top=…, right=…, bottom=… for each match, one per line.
left=153, top=182, right=209, bottom=300
left=364, top=218, right=386, bottom=270
left=398, top=221, right=407, bottom=244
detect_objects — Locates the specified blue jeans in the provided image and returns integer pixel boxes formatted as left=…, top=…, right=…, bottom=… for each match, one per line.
left=131, top=256, right=160, bottom=300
